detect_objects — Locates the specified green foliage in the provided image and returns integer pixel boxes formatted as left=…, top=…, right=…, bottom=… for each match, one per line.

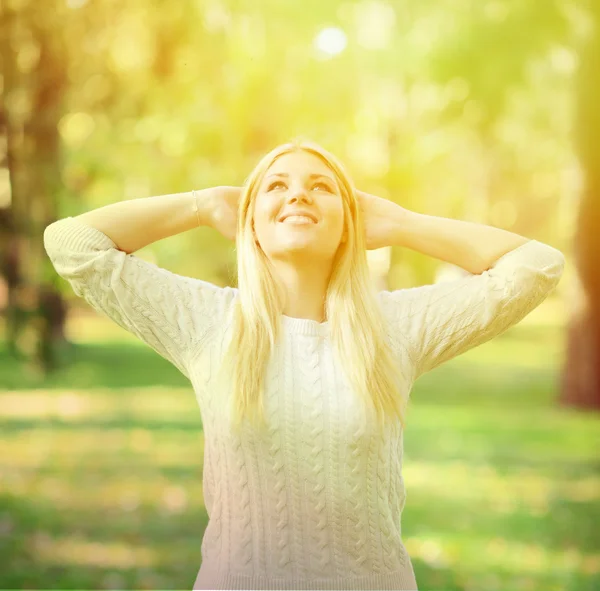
left=18, top=0, right=581, bottom=285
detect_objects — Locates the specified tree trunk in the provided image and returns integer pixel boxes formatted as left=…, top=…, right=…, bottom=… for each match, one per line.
left=1, top=1, right=68, bottom=374
left=559, top=8, right=600, bottom=409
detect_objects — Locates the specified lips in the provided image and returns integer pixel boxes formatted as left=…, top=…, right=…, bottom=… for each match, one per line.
left=278, top=210, right=318, bottom=223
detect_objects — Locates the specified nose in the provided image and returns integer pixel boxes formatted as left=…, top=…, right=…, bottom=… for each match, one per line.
left=286, top=185, right=313, bottom=205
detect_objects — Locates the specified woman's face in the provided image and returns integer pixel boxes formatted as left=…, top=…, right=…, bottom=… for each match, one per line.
left=252, top=151, right=347, bottom=265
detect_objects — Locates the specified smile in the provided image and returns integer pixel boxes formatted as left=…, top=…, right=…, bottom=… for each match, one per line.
left=278, top=215, right=317, bottom=225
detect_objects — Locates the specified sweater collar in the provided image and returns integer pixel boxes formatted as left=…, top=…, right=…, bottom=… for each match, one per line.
left=281, top=314, right=329, bottom=337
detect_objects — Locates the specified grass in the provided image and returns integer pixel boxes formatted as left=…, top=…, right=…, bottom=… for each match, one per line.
left=0, top=308, right=599, bottom=590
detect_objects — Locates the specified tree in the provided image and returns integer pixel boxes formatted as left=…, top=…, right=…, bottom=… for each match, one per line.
left=560, top=4, right=600, bottom=409
left=422, top=0, right=599, bottom=409
left=0, top=0, right=69, bottom=373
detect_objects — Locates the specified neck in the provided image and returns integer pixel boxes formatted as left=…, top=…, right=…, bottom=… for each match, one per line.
left=273, top=260, right=331, bottom=323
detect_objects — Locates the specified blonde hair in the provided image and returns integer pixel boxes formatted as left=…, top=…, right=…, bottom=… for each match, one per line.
left=216, top=138, right=408, bottom=435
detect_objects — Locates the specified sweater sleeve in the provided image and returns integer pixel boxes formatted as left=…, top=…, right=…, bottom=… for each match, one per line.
left=377, top=239, right=566, bottom=382
left=43, top=216, right=230, bottom=380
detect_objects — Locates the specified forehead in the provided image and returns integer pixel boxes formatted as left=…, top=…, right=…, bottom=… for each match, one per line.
left=265, top=151, right=333, bottom=178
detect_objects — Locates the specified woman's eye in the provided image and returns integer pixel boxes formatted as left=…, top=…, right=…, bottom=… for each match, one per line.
left=267, top=180, right=331, bottom=191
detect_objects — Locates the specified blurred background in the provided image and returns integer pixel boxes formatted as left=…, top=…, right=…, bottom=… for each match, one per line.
left=1, top=0, right=599, bottom=589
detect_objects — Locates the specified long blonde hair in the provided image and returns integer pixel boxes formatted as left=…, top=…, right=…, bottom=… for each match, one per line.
left=217, top=138, right=408, bottom=435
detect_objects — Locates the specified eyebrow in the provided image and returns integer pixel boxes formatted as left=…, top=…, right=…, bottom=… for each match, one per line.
left=266, top=172, right=336, bottom=184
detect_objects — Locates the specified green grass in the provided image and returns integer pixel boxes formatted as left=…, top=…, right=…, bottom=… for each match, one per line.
left=0, top=316, right=599, bottom=590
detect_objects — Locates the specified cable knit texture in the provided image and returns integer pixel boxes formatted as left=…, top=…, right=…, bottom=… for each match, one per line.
left=43, top=217, right=566, bottom=590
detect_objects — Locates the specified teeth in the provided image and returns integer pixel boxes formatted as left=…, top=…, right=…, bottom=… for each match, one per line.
left=281, top=215, right=315, bottom=224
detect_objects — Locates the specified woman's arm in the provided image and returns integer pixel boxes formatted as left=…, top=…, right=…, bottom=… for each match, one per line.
left=75, top=188, right=215, bottom=254
left=43, top=186, right=236, bottom=380
left=391, top=208, right=531, bottom=275
left=357, top=190, right=533, bottom=274
left=378, top=239, right=565, bottom=381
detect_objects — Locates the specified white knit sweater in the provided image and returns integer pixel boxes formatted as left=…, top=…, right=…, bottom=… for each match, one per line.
left=43, top=217, right=565, bottom=590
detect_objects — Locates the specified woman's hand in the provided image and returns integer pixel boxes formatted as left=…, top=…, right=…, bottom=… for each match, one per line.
left=206, top=186, right=243, bottom=242
left=356, top=189, right=410, bottom=250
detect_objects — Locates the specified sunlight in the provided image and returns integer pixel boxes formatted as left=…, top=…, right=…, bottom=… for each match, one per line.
left=404, top=532, right=600, bottom=576
left=58, top=112, right=96, bottom=148
left=66, top=0, right=88, bottom=8
left=32, top=531, right=158, bottom=568
left=313, top=27, right=347, bottom=58
left=404, top=460, right=575, bottom=515
left=354, top=0, right=396, bottom=50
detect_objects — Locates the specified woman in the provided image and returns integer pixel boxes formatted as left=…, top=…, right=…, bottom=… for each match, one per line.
left=44, top=138, right=565, bottom=590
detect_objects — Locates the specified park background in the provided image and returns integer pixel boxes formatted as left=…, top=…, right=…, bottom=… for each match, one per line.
left=0, top=0, right=599, bottom=589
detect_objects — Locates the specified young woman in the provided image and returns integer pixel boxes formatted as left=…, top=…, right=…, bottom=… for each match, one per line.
left=44, top=138, right=565, bottom=590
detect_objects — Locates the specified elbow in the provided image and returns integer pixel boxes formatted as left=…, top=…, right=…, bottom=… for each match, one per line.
left=43, top=221, right=62, bottom=262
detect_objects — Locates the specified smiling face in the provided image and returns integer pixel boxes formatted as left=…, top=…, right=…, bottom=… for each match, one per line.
left=252, top=150, right=347, bottom=265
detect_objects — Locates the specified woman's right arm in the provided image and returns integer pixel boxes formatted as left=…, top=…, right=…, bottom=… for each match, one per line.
left=74, top=188, right=214, bottom=254
left=43, top=188, right=237, bottom=380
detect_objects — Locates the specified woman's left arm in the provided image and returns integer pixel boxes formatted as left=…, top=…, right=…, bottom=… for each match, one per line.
left=357, top=190, right=531, bottom=274
left=358, top=190, right=565, bottom=382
